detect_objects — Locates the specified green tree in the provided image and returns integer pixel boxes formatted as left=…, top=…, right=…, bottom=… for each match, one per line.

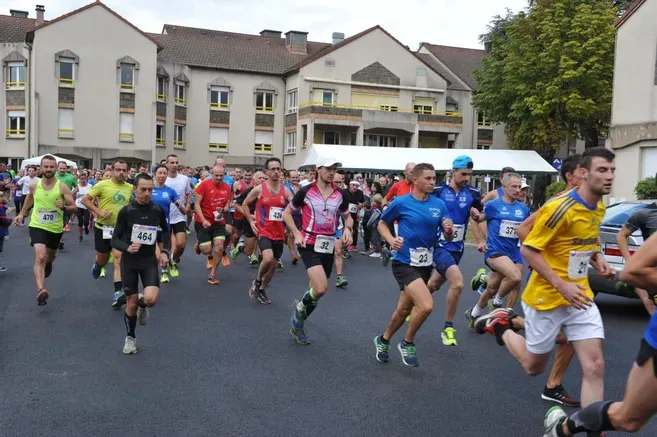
left=545, top=181, right=567, bottom=200
left=635, top=177, right=657, bottom=200
left=474, top=0, right=618, bottom=155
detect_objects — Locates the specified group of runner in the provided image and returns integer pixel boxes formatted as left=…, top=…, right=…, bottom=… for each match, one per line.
left=7, top=147, right=657, bottom=435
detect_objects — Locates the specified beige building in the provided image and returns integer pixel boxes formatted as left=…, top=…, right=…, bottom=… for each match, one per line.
left=609, top=0, right=657, bottom=200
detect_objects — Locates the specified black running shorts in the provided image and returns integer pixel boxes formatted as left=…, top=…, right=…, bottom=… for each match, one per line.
left=170, top=221, right=187, bottom=235
left=258, top=237, right=284, bottom=260
left=29, top=227, right=63, bottom=251
left=195, top=222, right=226, bottom=246
left=391, top=260, right=432, bottom=291
left=299, top=246, right=334, bottom=279
left=636, top=339, right=657, bottom=378
left=121, top=258, right=160, bottom=296
left=94, top=226, right=113, bottom=254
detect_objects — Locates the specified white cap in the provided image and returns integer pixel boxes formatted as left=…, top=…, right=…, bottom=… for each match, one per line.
left=349, top=180, right=360, bottom=187
left=315, top=157, right=342, bottom=168
left=521, top=181, right=530, bottom=189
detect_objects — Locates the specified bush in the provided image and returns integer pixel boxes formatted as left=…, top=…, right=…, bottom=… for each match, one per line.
left=635, top=177, right=657, bottom=200
left=545, top=181, right=566, bottom=200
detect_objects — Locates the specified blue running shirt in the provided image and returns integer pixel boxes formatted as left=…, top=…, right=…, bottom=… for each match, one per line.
left=484, top=197, right=530, bottom=260
left=152, top=185, right=179, bottom=224
left=433, top=183, right=483, bottom=253
left=380, top=193, right=450, bottom=266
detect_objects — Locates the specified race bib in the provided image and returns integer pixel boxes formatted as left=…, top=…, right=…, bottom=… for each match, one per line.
left=269, top=207, right=284, bottom=221
left=213, top=210, right=223, bottom=221
left=441, top=224, right=465, bottom=243
left=499, top=220, right=519, bottom=239
left=568, top=251, right=591, bottom=279
left=131, top=224, right=158, bottom=246
left=314, top=235, right=336, bottom=254
left=15, top=191, right=22, bottom=197
left=102, top=226, right=114, bottom=240
left=38, top=210, right=57, bottom=224
left=348, top=203, right=358, bottom=214
left=410, top=247, right=433, bottom=267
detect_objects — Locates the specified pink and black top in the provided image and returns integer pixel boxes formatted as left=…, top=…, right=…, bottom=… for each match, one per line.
left=289, top=182, right=350, bottom=246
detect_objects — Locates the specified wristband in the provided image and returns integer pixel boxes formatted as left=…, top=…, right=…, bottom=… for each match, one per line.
left=161, top=249, right=169, bottom=255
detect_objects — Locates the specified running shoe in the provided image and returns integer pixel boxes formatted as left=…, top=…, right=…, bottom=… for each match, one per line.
left=488, top=298, right=502, bottom=311
left=381, top=247, right=391, bottom=267
left=473, top=308, right=515, bottom=335
left=470, top=268, right=487, bottom=291
left=169, top=262, right=180, bottom=278
left=290, top=311, right=311, bottom=345
left=45, top=261, right=53, bottom=278
left=229, top=246, right=240, bottom=260
left=109, top=253, right=114, bottom=264
left=541, top=385, right=581, bottom=407
left=100, top=267, right=106, bottom=278
left=257, top=289, right=271, bottom=305
left=137, top=306, right=149, bottom=326
left=112, top=291, right=126, bottom=310
left=122, top=336, right=137, bottom=355
left=277, top=259, right=283, bottom=269
left=206, top=258, right=213, bottom=269
left=36, top=288, right=49, bottom=306
left=91, top=263, right=102, bottom=279
left=291, top=255, right=298, bottom=265
left=341, top=252, right=351, bottom=260
left=249, top=254, right=259, bottom=265
left=336, top=275, right=348, bottom=288
left=542, top=406, right=567, bottom=437
left=373, top=335, right=390, bottom=363
left=0, top=265, right=7, bottom=272
left=221, top=255, right=230, bottom=267
left=405, top=315, right=411, bottom=323
left=194, top=242, right=201, bottom=255
left=369, top=252, right=381, bottom=259
left=207, top=275, right=220, bottom=285
left=397, top=341, right=419, bottom=367
left=161, top=272, right=170, bottom=283
left=58, top=241, right=64, bottom=251
left=64, top=225, right=71, bottom=232
left=441, top=327, right=458, bottom=346
left=186, top=229, right=191, bottom=235
left=464, top=307, right=476, bottom=332
left=79, top=236, right=83, bottom=242
left=249, top=281, right=258, bottom=300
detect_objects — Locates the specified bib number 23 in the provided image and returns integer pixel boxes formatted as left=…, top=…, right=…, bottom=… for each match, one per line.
left=410, top=247, right=433, bottom=267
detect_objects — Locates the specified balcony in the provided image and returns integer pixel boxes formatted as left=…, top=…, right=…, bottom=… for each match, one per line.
left=255, top=105, right=274, bottom=112
left=478, top=121, right=494, bottom=128
left=211, top=102, right=229, bottom=110
left=6, top=81, right=25, bottom=89
left=156, top=93, right=167, bottom=101
left=175, top=97, right=187, bottom=106
left=120, top=83, right=135, bottom=92
left=59, top=77, right=75, bottom=87
left=156, top=137, right=165, bottom=147
left=174, top=140, right=186, bottom=149
left=209, top=143, right=228, bottom=151
left=6, top=129, right=25, bottom=138
left=254, top=144, right=272, bottom=153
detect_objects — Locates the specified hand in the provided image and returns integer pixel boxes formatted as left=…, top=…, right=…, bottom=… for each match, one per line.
left=249, top=220, right=259, bottom=236
left=442, top=219, right=454, bottom=237
left=14, top=214, right=23, bottom=226
left=223, top=205, right=230, bottom=213
left=184, top=204, right=191, bottom=214
left=127, top=242, right=142, bottom=253
left=159, top=253, right=169, bottom=268
left=470, top=208, right=480, bottom=221
left=591, top=253, right=616, bottom=279
left=202, top=219, right=211, bottom=229
left=55, top=200, right=64, bottom=209
left=342, top=228, right=353, bottom=247
left=477, top=242, right=487, bottom=253
left=98, top=210, right=112, bottom=219
left=557, top=282, right=593, bottom=310
left=294, top=231, right=306, bottom=248
left=390, top=236, right=404, bottom=251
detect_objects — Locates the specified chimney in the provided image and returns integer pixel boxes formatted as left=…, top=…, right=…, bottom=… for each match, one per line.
left=260, top=29, right=282, bottom=38
left=284, top=30, right=308, bottom=55
left=10, top=9, right=29, bottom=18
left=36, top=5, right=45, bottom=24
left=332, top=32, right=344, bottom=45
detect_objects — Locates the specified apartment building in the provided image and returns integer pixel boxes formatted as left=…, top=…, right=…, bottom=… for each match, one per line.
left=609, top=0, right=657, bottom=200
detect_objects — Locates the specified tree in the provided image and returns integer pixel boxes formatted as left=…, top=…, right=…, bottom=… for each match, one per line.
left=474, top=0, right=618, bottom=155
left=635, top=177, right=657, bottom=200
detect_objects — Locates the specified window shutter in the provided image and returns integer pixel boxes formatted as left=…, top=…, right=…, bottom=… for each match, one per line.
left=210, top=127, right=228, bottom=144
left=120, top=113, right=134, bottom=133
left=255, top=130, right=273, bottom=144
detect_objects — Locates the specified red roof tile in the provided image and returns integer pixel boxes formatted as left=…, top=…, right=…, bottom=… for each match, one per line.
left=0, top=14, right=37, bottom=42
left=420, top=43, right=488, bottom=91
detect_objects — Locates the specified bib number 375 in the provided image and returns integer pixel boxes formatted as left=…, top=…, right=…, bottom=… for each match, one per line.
left=131, top=225, right=158, bottom=246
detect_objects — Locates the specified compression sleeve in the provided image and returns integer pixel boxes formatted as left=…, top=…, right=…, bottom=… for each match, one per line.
left=111, top=206, right=131, bottom=252
left=158, top=205, right=171, bottom=252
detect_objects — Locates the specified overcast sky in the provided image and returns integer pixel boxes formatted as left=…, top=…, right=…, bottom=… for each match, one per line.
left=1, top=0, right=529, bottom=49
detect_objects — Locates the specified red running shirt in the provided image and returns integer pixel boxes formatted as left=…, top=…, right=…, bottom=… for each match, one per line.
left=233, top=179, right=253, bottom=220
left=255, top=183, right=287, bottom=241
left=385, top=179, right=412, bottom=202
left=194, top=179, right=232, bottom=225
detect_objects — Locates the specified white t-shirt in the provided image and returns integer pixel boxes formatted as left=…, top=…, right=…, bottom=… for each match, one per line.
left=299, top=179, right=314, bottom=187
left=166, top=173, right=192, bottom=224
left=76, top=184, right=91, bottom=209
left=19, top=176, right=38, bottom=195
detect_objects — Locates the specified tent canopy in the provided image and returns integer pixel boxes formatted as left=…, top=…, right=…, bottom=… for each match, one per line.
left=298, top=145, right=557, bottom=175
left=21, top=154, right=78, bottom=170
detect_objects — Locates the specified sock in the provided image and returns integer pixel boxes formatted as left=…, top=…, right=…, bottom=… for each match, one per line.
left=402, top=339, right=414, bottom=346
left=566, top=401, right=615, bottom=434
left=444, top=321, right=454, bottom=329
left=254, top=279, right=262, bottom=290
left=207, top=256, right=213, bottom=261
left=493, top=294, right=504, bottom=306
left=114, top=281, right=123, bottom=293
left=124, top=312, right=137, bottom=338
left=471, top=305, right=485, bottom=317
left=380, top=335, right=389, bottom=344
left=477, top=284, right=486, bottom=294
left=298, top=289, right=319, bottom=320
left=138, top=297, right=147, bottom=308
left=481, top=274, right=488, bottom=282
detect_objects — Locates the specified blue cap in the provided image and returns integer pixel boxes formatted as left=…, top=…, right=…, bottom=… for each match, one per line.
left=452, top=155, right=473, bottom=170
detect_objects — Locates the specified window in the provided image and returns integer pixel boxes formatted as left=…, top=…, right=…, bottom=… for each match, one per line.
left=255, top=130, right=273, bottom=153
left=58, top=108, right=74, bottom=138
left=209, top=127, right=229, bottom=150
left=59, top=58, right=75, bottom=85
left=156, top=121, right=165, bottom=146
left=119, top=113, right=134, bottom=141
left=256, top=91, right=274, bottom=111
left=156, top=77, right=167, bottom=101
left=447, top=140, right=455, bottom=149
left=477, top=144, right=490, bottom=150
left=322, top=90, right=335, bottom=106
left=210, top=87, right=230, bottom=109
left=174, top=124, right=185, bottom=148
left=324, top=131, right=340, bottom=145
left=414, top=105, right=433, bottom=114
left=6, top=110, right=25, bottom=137
left=417, top=68, right=427, bottom=76
left=478, top=112, right=493, bottom=126
left=365, top=134, right=397, bottom=148
left=380, top=105, right=398, bottom=112
left=7, top=62, right=26, bottom=88
left=120, top=64, right=135, bottom=90
left=285, top=131, right=297, bottom=154
left=175, top=83, right=186, bottom=105
left=287, top=89, right=298, bottom=113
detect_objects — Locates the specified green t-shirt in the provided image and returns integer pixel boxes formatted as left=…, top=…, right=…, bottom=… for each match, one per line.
left=55, top=172, right=78, bottom=190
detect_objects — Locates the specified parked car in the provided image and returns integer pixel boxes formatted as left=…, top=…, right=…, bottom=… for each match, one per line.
left=589, top=200, right=656, bottom=298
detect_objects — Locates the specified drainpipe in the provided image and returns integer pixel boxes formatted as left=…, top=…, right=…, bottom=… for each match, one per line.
left=25, top=41, right=32, bottom=157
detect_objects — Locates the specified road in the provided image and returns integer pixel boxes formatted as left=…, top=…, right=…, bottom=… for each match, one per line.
left=1, top=224, right=655, bottom=437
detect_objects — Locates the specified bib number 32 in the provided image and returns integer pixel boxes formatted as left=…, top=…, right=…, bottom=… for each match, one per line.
left=314, top=235, right=336, bottom=254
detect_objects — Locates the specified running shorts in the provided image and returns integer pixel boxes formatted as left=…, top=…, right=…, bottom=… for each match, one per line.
left=433, top=248, right=463, bottom=277
left=94, top=226, right=113, bottom=254
left=258, top=237, right=284, bottom=260
left=299, top=246, right=334, bottom=279
left=170, top=221, right=187, bottom=235
left=29, top=227, right=63, bottom=251
left=195, top=222, right=226, bottom=246
left=485, top=252, right=523, bottom=271
left=391, top=260, right=432, bottom=291
left=636, top=339, right=657, bottom=378
left=235, top=218, right=255, bottom=238
left=121, top=258, right=160, bottom=296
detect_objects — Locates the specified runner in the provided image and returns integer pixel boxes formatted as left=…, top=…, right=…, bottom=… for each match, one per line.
left=342, top=180, right=365, bottom=252
left=380, top=162, right=416, bottom=266
left=15, top=166, right=38, bottom=225
left=165, top=154, right=192, bottom=279
left=543, top=231, right=657, bottom=436
left=14, top=155, right=77, bottom=305
left=74, top=172, right=91, bottom=242
left=284, top=170, right=301, bottom=264
left=82, top=160, right=133, bottom=309
left=373, top=163, right=453, bottom=366
left=299, top=167, right=316, bottom=187
left=243, top=158, right=293, bottom=304
left=474, top=147, right=616, bottom=415
left=229, top=167, right=254, bottom=259
left=234, top=171, right=267, bottom=265
left=55, top=161, right=78, bottom=234
left=284, top=157, right=353, bottom=344
left=111, top=173, right=170, bottom=355
left=10, top=169, right=24, bottom=224
left=333, top=172, right=349, bottom=287
left=427, top=155, right=483, bottom=346
left=193, top=164, right=232, bottom=285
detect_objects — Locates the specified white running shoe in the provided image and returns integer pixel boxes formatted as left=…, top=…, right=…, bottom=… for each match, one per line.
left=543, top=406, right=567, bottom=437
left=123, top=336, right=137, bottom=355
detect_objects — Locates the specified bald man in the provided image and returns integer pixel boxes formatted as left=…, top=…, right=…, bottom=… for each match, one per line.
left=384, top=162, right=415, bottom=205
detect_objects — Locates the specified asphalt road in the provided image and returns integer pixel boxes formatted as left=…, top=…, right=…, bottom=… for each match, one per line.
left=1, top=224, right=655, bottom=437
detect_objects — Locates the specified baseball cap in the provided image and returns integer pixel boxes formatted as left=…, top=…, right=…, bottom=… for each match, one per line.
left=452, top=155, right=473, bottom=170
left=315, top=157, right=342, bottom=168
left=521, top=181, right=530, bottom=189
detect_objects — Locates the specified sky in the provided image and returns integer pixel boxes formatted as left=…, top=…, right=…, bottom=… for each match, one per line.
left=0, top=0, right=530, bottom=49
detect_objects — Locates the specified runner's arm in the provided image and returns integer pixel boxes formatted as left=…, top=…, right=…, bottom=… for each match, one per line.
left=620, top=232, right=657, bottom=290
left=193, top=193, right=210, bottom=225
left=481, top=190, right=497, bottom=204
left=59, top=184, right=77, bottom=214
left=110, top=208, right=130, bottom=252
left=242, top=185, right=262, bottom=229
left=81, top=193, right=101, bottom=215
left=516, top=212, right=538, bottom=243
left=17, top=180, right=37, bottom=217
left=158, top=208, right=171, bottom=252
left=616, top=225, right=635, bottom=263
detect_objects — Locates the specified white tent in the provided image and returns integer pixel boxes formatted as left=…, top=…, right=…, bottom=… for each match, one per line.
left=298, top=144, right=557, bottom=174
left=21, top=154, right=78, bottom=170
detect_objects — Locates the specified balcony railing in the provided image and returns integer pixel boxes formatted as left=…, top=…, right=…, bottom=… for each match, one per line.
left=6, top=81, right=25, bottom=88
left=156, top=93, right=167, bottom=101
left=59, top=77, right=74, bottom=86
left=211, top=102, right=230, bottom=110
left=58, top=128, right=74, bottom=138
left=209, top=143, right=228, bottom=150
left=119, top=132, right=134, bottom=142
left=121, top=83, right=135, bottom=91
left=175, top=97, right=187, bottom=106
left=6, top=129, right=25, bottom=137
left=156, top=137, right=165, bottom=146
left=254, top=144, right=272, bottom=153
left=174, top=140, right=186, bottom=149
left=300, top=101, right=462, bottom=117
left=478, top=121, right=494, bottom=127
left=255, top=106, right=274, bottom=112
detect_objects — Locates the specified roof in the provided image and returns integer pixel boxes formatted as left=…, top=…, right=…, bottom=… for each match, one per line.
left=156, top=24, right=330, bottom=75
left=614, top=0, right=648, bottom=28
left=0, top=14, right=37, bottom=42
left=25, top=1, right=162, bottom=49
left=415, top=52, right=469, bottom=91
left=419, top=43, right=488, bottom=91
